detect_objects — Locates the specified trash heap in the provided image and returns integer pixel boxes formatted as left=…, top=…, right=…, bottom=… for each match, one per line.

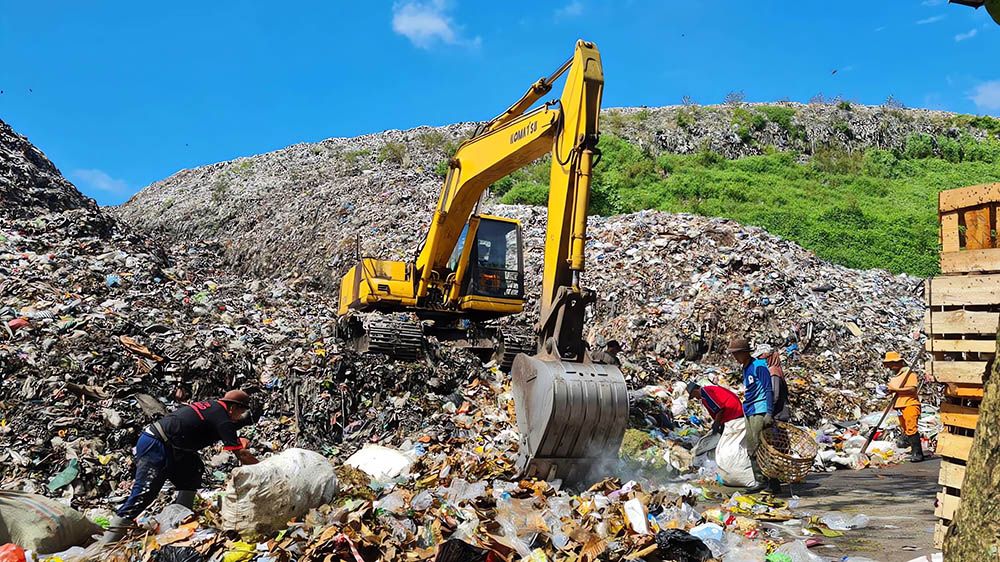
left=1, top=116, right=934, bottom=561
left=495, top=205, right=927, bottom=427
left=0, top=207, right=476, bottom=506
left=62, top=370, right=875, bottom=562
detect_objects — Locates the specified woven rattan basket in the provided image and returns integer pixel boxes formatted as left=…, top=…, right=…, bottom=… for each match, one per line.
left=756, top=422, right=818, bottom=482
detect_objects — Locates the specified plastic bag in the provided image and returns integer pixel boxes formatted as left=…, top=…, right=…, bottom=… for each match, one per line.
left=715, top=418, right=757, bottom=487
left=155, top=504, right=194, bottom=531
left=773, top=540, right=822, bottom=562
left=623, top=499, right=649, bottom=534
left=221, top=448, right=339, bottom=535
left=433, top=539, right=488, bottom=562
left=496, top=498, right=546, bottom=558
left=819, top=512, right=869, bottom=530
left=0, top=544, right=25, bottom=562
left=154, top=546, right=204, bottom=562
left=654, top=530, right=712, bottom=562
left=0, top=491, right=100, bottom=554
left=345, top=445, right=413, bottom=482
left=689, top=523, right=724, bottom=542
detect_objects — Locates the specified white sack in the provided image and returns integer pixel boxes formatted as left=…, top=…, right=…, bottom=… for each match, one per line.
left=715, top=418, right=758, bottom=487
left=221, top=448, right=339, bottom=535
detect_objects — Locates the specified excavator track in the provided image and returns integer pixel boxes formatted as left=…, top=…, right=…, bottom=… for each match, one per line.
left=494, top=330, right=536, bottom=372
left=363, top=318, right=425, bottom=362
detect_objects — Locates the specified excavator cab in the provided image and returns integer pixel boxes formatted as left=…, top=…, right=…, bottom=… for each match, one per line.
left=448, top=215, right=525, bottom=317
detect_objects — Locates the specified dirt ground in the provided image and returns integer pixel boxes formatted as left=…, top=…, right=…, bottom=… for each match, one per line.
left=752, top=458, right=942, bottom=562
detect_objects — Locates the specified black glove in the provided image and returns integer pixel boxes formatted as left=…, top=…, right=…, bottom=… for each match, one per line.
left=711, top=421, right=724, bottom=435
left=763, top=413, right=774, bottom=428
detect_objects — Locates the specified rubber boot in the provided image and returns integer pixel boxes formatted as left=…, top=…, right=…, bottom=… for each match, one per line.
left=909, top=434, right=925, bottom=463
left=768, top=477, right=782, bottom=496
left=98, top=515, right=132, bottom=543
left=174, top=490, right=196, bottom=510
left=745, top=456, right=766, bottom=494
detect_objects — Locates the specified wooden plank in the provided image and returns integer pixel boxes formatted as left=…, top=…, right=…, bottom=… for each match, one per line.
left=939, top=460, right=967, bottom=490
left=941, top=211, right=960, bottom=253
left=965, top=206, right=992, bottom=249
left=939, top=182, right=1000, bottom=213
left=938, top=432, right=975, bottom=461
left=941, top=402, right=980, bottom=430
left=927, top=274, right=1000, bottom=306
left=941, top=248, right=1000, bottom=274
left=946, top=383, right=985, bottom=399
left=934, top=520, right=948, bottom=550
left=928, top=361, right=988, bottom=384
left=926, top=339, right=997, bottom=353
left=935, top=491, right=961, bottom=520
left=925, top=309, right=1000, bottom=335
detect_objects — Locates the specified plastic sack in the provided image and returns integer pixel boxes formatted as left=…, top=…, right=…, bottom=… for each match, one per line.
left=715, top=418, right=757, bottom=487
left=0, top=491, right=100, bottom=554
left=345, top=445, right=413, bottom=481
left=221, top=448, right=339, bottom=535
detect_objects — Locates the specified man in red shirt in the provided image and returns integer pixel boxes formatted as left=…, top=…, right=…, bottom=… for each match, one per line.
left=687, top=382, right=743, bottom=434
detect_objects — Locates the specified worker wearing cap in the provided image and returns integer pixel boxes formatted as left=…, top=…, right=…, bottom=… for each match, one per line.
left=591, top=340, right=622, bottom=367
left=101, top=390, right=260, bottom=542
left=885, top=352, right=924, bottom=463
left=728, top=337, right=774, bottom=494
left=687, top=382, right=743, bottom=434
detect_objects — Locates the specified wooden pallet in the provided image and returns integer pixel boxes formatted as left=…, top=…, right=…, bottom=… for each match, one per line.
left=939, top=183, right=1000, bottom=274
left=928, top=184, right=999, bottom=548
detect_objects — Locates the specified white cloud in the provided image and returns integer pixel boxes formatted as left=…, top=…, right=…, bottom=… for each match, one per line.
left=874, top=26, right=887, bottom=32
left=556, top=1, right=583, bottom=18
left=916, top=15, right=945, bottom=24
left=970, top=81, right=1000, bottom=111
left=391, top=0, right=480, bottom=49
left=921, top=0, right=944, bottom=6
left=956, top=28, right=979, bottom=41
left=72, top=169, right=129, bottom=195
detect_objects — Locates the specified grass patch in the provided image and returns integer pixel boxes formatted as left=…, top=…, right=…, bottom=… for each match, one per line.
left=418, top=130, right=447, bottom=151
left=757, top=106, right=807, bottom=141
left=377, top=141, right=407, bottom=165
left=492, top=133, right=1000, bottom=276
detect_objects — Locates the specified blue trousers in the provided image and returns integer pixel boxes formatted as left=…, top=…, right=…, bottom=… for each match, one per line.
left=116, top=433, right=203, bottom=519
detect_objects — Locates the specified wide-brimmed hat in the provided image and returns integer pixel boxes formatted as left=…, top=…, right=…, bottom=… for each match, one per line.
left=221, top=389, right=251, bottom=408
left=882, top=351, right=903, bottom=364
left=727, top=338, right=751, bottom=353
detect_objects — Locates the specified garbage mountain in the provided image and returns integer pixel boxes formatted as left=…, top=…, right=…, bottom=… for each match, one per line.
left=0, top=118, right=101, bottom=220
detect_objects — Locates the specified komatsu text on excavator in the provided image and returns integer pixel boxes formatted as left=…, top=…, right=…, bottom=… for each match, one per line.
left=337, top=40, right=628, bottom=483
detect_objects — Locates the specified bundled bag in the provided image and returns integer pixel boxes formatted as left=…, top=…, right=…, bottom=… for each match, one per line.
left=221, top=448, right=339, bottom=535
left=0, top=491, right=100, bottom=554
left=714, top=418, right=757, bottom=487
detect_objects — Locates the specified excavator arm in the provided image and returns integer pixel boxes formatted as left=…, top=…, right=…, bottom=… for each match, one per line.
left=339, top=41, right=627, bottom=484
left=413, top=40, right=603, bottom=322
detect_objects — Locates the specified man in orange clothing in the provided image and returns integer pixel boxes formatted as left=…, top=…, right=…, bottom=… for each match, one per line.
left=884, top=352, right=924, bottom=462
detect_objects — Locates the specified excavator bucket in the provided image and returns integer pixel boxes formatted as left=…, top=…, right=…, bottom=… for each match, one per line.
left=510, top=353, right=629, bottom=484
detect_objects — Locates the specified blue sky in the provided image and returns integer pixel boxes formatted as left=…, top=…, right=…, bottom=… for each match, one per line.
left=2, top=1, right=998, bottom=206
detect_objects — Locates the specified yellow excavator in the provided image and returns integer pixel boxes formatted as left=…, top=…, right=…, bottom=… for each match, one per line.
left=337, top=39, right=628, bottom=482
left=950, top=0, right=1000, bottom=24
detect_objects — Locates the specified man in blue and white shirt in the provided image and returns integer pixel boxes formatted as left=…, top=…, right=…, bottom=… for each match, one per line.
left=728, top=337, right=775, bottom=493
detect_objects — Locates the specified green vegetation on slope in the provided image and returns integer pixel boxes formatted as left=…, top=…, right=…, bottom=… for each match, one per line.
left=496, top=133, right=1000, bottom=277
